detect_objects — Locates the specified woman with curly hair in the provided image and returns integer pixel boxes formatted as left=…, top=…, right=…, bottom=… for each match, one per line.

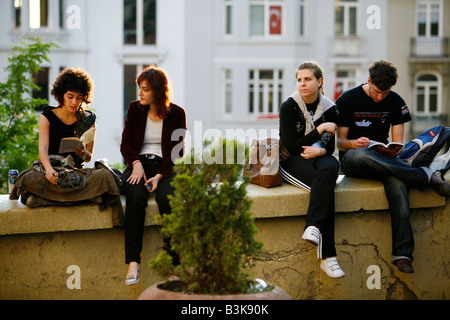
left=39, top=67, right=96, bottom=183
left=120, top=65, right=187, bottom=285
left=10, top=67, right=124, bottom=229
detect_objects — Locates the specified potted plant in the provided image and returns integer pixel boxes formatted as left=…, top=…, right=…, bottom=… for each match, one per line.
left=138, top=139, right=290, bottom=300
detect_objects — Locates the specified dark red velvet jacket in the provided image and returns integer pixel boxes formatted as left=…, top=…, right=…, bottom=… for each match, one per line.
left=120, top=100, right=187, bottom=177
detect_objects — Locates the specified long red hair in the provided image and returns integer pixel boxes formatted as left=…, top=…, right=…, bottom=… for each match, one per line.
left=136, top=65, right=172, bottom=119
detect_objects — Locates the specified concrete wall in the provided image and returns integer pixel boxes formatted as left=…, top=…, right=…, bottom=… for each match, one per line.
left=0, top=176, right=449, bottom=300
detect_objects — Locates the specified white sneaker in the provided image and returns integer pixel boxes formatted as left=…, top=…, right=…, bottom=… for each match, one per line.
left=302, top=226, right=321, bottom=246
left=320, top=257, right=345, bottom=279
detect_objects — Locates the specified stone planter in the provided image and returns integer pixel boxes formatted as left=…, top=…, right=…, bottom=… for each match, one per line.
left=138, top=281, right=291, bottom=300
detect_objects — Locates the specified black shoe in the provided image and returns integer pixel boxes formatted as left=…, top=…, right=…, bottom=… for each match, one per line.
left=429, top=174, right=450, bottom=197
left=394, top=259, right=414, bottom=273
left=25, top=194, right=54, bottom=208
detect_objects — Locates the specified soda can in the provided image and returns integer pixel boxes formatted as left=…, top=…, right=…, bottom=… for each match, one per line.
left=8, top=169, right=19, bottom=194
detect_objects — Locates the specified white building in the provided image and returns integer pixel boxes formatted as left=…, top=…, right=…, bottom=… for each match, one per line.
left=387, top=0, right=450, bottom=138
left=0, top=0, right=388, bottom=166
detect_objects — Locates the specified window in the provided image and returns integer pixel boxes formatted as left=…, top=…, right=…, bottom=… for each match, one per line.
left=334, top=69, right=356, bottom=101
left=335, top=0, right=358, bottom=36
left=13, top=0, right=22, bottom=29
left=124, top=65, right=138, bottom=117
left=299, top=0, right=305, bottom=37
left=414, top=73, right=441, bottom=115
left=249, top=0, right=284, bottom=37
left=32, top=67, right=49, bottom=111
left=124, top=0, right=137, bottom=43
left=224, top=0, right=233, bottom=36
left=29, top=0, right=48, bottom=29
left=124, top=0, right=156, bottom=45
left=59, top=0, right=65, bottom=29
left=416, top=0, right=442, bottom=37
left=249, top=69, right=283, bottom=118
left=124, top=64, right=150, bottom=117
left=223, top=69, right=233, bottom=115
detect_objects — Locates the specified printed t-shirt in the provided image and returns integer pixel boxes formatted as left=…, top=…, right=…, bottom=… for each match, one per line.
left=336, top=84, right=411, bottom=143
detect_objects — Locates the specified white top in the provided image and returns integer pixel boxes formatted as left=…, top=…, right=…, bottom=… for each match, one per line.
left=140, top=117, right=163, bottom=157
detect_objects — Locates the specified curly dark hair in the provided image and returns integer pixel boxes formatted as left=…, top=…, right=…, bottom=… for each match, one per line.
left=136, top=65, right=172, bottom=119
left=50, top=67, right=95, bottom=137
left=368, top=60, right=398, bottom=91
left=50, top=67, right=94, bottom=107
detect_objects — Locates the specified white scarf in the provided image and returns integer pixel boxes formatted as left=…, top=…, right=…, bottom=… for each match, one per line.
left=289, top=90, right=335, bottom=135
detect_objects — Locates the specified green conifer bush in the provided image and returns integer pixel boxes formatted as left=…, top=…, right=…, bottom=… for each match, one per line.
left=150, top=139, right=264, bottom=295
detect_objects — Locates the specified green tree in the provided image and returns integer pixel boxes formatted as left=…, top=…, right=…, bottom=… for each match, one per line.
left=0, top=37, right=58, bottom=193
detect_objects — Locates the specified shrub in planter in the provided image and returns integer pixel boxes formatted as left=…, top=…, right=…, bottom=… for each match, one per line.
left=148, top=139, right=267, bottom=295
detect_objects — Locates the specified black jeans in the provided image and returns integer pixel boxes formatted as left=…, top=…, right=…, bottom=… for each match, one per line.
left=122, top=155, right=179, bottom=265
left=280, top=154, right=339, bottom=258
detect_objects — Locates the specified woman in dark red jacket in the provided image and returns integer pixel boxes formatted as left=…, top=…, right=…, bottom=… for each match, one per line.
left=120, top=65, right=186, bottom=285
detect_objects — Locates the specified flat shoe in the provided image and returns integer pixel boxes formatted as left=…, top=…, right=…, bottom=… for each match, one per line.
left=125, top=266, right=141, bottom=285
left=320, top=257, right=345, bottom=279
left=429, top=174, right=450, bottom=197
left=394, top=258, right=414, bottom=273
left=302, top=226, right=321, bottom=246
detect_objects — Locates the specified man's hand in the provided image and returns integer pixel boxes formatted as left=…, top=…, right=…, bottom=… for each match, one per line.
left=354, top=137, right=370, bottom=148
left=372, top=145, right=404, bottom=159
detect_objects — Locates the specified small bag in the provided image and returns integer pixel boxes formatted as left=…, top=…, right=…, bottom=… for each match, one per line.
left=32, top=155, right=89, bottom=190
left=56, top=169, right=88, bottom=189
left=245, top=138, right=283, bottom=188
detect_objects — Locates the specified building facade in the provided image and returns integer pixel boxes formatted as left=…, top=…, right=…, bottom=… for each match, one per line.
left=4, top=0, right=441, bottom=166
left=1, top=0, right=187, bottom=165
left=387, top=0, right=450, bottom=138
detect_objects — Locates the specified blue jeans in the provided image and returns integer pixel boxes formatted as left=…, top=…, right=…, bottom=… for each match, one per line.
left=340, top=148, right=432, bottom=262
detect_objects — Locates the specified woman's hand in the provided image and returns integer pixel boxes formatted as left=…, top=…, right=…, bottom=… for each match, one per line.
left=126, top=161, right=146, bottom=185
left=74, top=145, right=87, bottom=160
left=145, top=174, right=163, bottom=192
left=301, top=146, right=324, bottom=159
left=45, top=167, right=59, bottom=185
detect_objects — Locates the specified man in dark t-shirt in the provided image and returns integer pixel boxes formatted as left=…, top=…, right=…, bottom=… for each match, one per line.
left=336, top=60, right=450, bottom=274
left=336, top=82, right=410, bottom=160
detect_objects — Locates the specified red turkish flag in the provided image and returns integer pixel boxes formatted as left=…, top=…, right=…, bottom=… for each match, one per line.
left=335, top=82, right=342, bottom=101
left=269, top=6, right=282, bottom=35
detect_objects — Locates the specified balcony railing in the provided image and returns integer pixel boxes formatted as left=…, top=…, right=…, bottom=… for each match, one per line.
left=332, top=36, right=362, bottom=57
left=410, top=37, right=449, bottom=57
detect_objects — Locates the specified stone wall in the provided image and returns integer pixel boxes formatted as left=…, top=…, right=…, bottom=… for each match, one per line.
left=0, top=176, right=449, bottom=300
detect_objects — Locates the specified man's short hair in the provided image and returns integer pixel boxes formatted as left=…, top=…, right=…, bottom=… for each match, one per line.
left=368, top=60, right=398, bottom=91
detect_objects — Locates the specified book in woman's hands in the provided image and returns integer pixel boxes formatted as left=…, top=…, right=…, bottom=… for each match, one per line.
left=58, top=126, right=96, bottom=153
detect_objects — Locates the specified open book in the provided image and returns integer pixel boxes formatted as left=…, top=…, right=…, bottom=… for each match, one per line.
left=368, top=140, right=403, bottom=158
left=368, top=140, right=404, bottom=150
left=58, top=126, right=96, bottom=154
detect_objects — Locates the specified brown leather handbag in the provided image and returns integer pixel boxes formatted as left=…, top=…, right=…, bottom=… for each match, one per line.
left=245, top=138, right=283, bottom=188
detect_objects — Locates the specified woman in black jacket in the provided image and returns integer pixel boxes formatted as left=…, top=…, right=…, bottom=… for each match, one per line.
left=279, top=61, right=344, bottom=278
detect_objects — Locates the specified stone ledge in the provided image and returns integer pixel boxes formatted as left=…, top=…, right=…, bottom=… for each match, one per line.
left=0, top=175, right=445, bottom=236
